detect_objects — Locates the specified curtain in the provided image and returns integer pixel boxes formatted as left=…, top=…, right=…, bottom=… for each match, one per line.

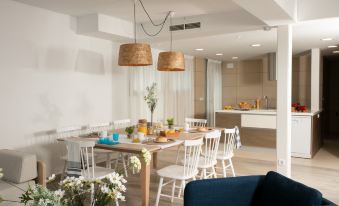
left=128, top=49, right=194, bottom=126
left=207, top=59, right=222, bottom=127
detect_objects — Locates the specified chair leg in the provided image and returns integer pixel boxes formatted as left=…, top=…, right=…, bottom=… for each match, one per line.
left=106, top=153, right=111, bottom=169
left=178, top=180, right=185, bottom=198
left=221, top=160, right=227, bottom=177
left=121, top=154, right=128, bottom=177
left=61, top=160, right=68, bottom=180
left=155, top=177, right=163, bottom=206
left=175, top=145, right=181, bottom=164
left=203, top=169, right=207, bottom=179
left=212, top=166, right=217, bottom=178
left=171, top=180, right=176, bottom=203
left=229, top=158, right=235, bottom=177
left=199, top=169, right=204, bottom=179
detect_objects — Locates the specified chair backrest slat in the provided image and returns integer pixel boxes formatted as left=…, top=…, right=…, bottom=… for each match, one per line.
left=88, top=122, right=111, bottom=133
left=222, top=128, right=236, bottom=158
left=185, top=118, right=207, bottom=128
left=183, top=139, right=203, bottom=178
left=202, top=130, right=221, bottom=166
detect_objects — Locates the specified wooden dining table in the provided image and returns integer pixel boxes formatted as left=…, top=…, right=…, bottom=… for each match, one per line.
left=59, top=129, right=219, bottom=206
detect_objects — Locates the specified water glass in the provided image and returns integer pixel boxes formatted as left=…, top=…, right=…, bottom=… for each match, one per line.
left=112, top=133, right=119, bottom=142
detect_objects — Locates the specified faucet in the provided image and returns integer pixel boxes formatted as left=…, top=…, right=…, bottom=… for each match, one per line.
left=263, top=96, right=269, bottom=110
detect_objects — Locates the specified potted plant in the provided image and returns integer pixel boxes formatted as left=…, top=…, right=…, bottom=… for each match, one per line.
left=167, top=117, right=174, bottom=129
left=144, top=83, right=158, bottom=127
left=125, top=126, right=134, bottom=139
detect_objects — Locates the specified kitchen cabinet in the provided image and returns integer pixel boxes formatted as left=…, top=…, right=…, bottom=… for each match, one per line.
left=291, top=116, right=312, bottom=158
left=215, top=110, right=322, bottom=158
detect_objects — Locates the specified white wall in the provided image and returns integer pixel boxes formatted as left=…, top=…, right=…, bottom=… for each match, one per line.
left=0, top=0, right=129, bottom=175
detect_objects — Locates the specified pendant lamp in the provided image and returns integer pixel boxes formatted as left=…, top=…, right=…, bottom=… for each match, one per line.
left=157, top=12, right=185, bottom=71
left=118, top=1, right=152, bottom=66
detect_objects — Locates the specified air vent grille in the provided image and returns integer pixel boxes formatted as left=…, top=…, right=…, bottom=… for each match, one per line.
left=169, top=22, right=201, bottom=31
left=185, top=22, right=201, bottom=30
left=170, top=24, right=184, bottom=31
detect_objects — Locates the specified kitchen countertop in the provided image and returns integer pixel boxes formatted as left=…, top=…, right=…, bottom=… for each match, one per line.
left=216, top=109, right=321, bottom=116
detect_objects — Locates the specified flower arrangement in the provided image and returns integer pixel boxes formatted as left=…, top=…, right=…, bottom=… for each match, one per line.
left=141, top=148, right=151, bottom=165
left=144, top=83, right=158, bottom=126
left=292, top=103, right=308, bottom=112
left=0, top=149, right=151, bottom=206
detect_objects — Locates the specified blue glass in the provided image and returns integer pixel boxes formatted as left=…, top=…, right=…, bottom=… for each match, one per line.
left=112, top=133, right=119, bottom=142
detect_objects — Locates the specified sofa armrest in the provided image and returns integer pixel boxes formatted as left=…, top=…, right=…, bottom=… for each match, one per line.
left=36, top=160, right=46, bottom=187
left=184, top=176, right=264, bottom=206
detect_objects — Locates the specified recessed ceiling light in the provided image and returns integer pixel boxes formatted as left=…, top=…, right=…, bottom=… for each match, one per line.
left=251, top=44, right=261, bottom=47
left=216, top=53, right=223, bottom=56
left=333, top=51, right=339, bottom=54
left=321, top=38, right=333, bottom=41
left=328, top=45, right=338, bottom=48
left=195, top=48, right=204, bottom=51
left=232, top=56, right=238, bottom=59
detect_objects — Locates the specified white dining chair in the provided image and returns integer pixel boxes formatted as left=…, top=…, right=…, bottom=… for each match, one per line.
left=64, top=139, right=120, bottom=206
left=175, top=118, right=208, bottom=164
left=56, top=125, right=83, bottom=180
left=112, top=119, right=131, bottom=177
left=197, top=130, right=221, bottom=179
left=87, top=122, right=114, bottom=169
left=185, top=118, right=208, bottom=128
left=216, top=128, right=236, bottom=177
left=155, top=139, right=203, bottom=206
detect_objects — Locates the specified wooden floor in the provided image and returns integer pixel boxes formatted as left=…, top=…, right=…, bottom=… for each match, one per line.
left=120, top=139, right=339, bottom=206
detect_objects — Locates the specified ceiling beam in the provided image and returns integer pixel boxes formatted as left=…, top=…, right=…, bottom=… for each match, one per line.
left=233, top=0, right=297, bottom=26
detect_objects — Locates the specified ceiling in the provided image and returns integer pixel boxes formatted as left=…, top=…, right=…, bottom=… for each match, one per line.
left=12, top=0, right=339, bottom=61
left=13, top=0, right=243, bottom=22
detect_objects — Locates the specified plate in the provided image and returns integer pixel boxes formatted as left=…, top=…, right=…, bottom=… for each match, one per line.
left=153, top=139, right=175, bottom=144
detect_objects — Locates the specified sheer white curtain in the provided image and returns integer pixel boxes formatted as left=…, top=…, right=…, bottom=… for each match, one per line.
left=128, top=49, right=194, bottom=125
left=207, top=59, right=222, bottom=126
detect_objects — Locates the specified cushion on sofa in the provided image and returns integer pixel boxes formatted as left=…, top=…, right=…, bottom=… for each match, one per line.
left=253, top=171, right=323, bottom=206
left=0, top=149, right=37, bottom=184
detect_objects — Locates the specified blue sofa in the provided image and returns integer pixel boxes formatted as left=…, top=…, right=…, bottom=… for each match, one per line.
left=184, top=171, right=336, bottom=206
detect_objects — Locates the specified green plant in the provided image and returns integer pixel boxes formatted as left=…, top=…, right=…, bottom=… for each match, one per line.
left=144, top=83, right=158, bottom=126
left=167, top=117, right=174, bottom=125
left=125, top=126, right=134, bottom=135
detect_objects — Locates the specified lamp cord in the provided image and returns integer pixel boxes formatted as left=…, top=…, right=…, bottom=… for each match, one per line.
left=136, top=0, right=171, bottom=37
left=134, top=0, right=136, bottom=43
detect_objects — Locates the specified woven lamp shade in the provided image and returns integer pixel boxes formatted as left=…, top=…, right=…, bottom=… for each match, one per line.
left=118, top=43, right=153, bottom=66
left=157, top=51, right=185, bottom=71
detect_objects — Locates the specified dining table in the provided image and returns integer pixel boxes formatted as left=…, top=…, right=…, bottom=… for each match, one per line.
left=58, top=128, right=221, bottom=206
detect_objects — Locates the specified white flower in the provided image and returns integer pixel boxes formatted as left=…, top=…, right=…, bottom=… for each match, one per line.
left=47, top=174, right=56, bottom=182
left=54, top=189, right=65, bottom=198
left=129, top=156, right=141, bottom=172
left=141, top=148, right=151, bottom=165
left=100, top=185, right=110, bottom=194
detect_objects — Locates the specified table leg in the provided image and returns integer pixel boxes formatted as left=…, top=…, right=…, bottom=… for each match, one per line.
left=141, top=158, right=151, bottom=206
left=152, top=152, right=158, bottom=169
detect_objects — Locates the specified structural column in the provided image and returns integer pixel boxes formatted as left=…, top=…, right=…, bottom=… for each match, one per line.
left=276, top=25, right=292, bottom=177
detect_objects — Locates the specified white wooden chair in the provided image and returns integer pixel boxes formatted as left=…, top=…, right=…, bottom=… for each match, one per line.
left=56, top=125, right=83, bottom=179
left=175, top=118, right=208, bottom=164
left=216, top=128, right=236, bottom=177
left=185, top=118, right=207, bottom=127
left=155, top=139, right=203, bottom=206
left=64, top=139, right=120, bottom=206
left=112, top=119, right=131, bottom=177
left=197, top=130, right=221, bottom=179
left=87, top=122, right=114, bottom=169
